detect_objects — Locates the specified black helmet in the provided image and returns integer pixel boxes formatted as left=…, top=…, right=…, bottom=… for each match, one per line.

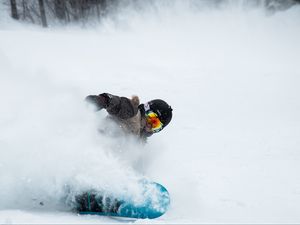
left=144, top=99, right=173, bottom=129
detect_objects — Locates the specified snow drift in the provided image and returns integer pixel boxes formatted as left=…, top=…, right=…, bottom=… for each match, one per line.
left=0, top=0, right=300, bottom=223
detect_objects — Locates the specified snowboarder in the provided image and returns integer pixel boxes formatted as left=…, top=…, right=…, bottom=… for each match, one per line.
left=85, top=93, right=173, bottom=141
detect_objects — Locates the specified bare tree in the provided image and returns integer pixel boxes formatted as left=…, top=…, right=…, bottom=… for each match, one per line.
left=54, top=0, right=67, bottom=21
left=21, top=0, right=35, bottom=23
left=38, top=0, right=48, bottom=27
left=10, top=0, right=19, bottom=20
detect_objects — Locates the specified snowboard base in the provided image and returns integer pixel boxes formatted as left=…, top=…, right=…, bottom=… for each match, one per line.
left=75, top=181, right=170, bottom=219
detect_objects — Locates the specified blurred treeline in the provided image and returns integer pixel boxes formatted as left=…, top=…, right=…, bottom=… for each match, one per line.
left=8, top=0, right=111, bottom=27
left=6, top=0, right=300, bottom=28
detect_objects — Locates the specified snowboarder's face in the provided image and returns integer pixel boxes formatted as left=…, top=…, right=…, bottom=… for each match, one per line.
left=145, top=120, right=154, bottom=133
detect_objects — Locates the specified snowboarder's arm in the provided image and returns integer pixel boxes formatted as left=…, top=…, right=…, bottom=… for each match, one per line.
left=85, top=93, right=139, bottom=120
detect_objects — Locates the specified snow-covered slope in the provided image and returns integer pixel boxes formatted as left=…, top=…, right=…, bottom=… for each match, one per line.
left=1, top=1, right=300, bottom=223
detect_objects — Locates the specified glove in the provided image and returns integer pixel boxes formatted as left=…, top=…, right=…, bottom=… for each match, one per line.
left=85, top=93, right=111, bottom=111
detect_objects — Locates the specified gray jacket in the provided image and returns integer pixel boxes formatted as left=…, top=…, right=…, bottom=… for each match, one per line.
left=103, top=94, right=152, bottom=140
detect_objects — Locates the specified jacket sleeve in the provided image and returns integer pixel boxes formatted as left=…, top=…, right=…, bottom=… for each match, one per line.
left=85, top=94, right=108, bottom=111
left=106, top=94, right=139, bottom=120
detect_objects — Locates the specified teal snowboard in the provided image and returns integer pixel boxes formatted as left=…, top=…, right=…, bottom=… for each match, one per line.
left=75, top=181, right=170, bottom=219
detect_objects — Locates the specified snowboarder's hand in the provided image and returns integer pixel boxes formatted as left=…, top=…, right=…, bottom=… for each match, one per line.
left=98, top=93, right=111, bottom=107
left=85, top=93, right=111, bottom=111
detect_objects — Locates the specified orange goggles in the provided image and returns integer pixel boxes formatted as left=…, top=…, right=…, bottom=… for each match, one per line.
left=146, top=111, right=163, bottom=133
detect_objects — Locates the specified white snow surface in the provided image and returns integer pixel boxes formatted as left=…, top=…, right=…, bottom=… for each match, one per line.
left=1, top=1, right=300, bottom=224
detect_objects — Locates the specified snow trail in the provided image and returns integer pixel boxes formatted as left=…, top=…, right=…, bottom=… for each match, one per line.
left=0, top=1, right=300, bottom=223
